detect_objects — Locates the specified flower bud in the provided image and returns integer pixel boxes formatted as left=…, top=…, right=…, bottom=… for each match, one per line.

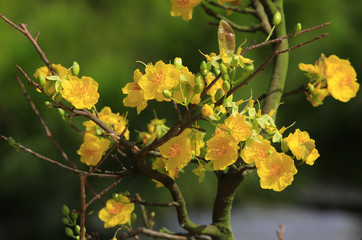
left=52, top=92, right=63, bottom=102
left=62, top=217, right=69, bottom=225
left=162, top=89, right=172, bottom=99
left=74, top=225, right=81, bottom=235
left=272, top=11, right=282, bottom=26
left=62, top=205, right=70, bottom=216
left=222, top=80, right=231, bottom=92
left=215, top=88, right=224, bottom=101
left=173, top=57, right=182, bottom=70
left=213, top=67, right=221, bottom=76
left=65, top=227, right=74, bottom=237
left=112, top=193, right=121, bottom=202
left=195, top=73, right=203, bottom=85
left=71, top=211, right=78, bottom=220
left=308, top=83, right=315, bottom=93
left=219, top=63, right=228, bottom=75
left=200, top=61, right=208, bottom=76
left=193, top=83, right=204, bottom=94
left=131, top=213, right=137, bottom=225
left=72, top=61, right=80, bottom=76
left=295, top=23, right=302, bottom=34
left=38, top=74, right=46, bottom=88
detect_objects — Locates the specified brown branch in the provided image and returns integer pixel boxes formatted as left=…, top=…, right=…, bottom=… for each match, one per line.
left=128, top=194, right=180, bottom=208
left=243, top=22, right=331, bottom=54
left=85, top=178, right=123, bottom=209
left=276, top=223, right=285, bottom=240
left=0, top=134, right=121, bottom=178
left=277, top=33, right=329, bottom=54
left=207, top=1, right=257, bottom=15
left=80, top=175, right=87, bottom=240
left=15, top=75, right=77, bottom=169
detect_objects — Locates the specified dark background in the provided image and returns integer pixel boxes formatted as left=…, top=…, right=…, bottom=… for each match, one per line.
left=0, top=0, right=361, bottom=239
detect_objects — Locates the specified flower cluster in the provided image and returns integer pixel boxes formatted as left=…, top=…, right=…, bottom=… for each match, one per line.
left=77, top=106, right=129, bottom=166
left=122, top=60, right=201, bottom=114
left=34, top=63, right=100, bottom=109
left=299, top=54, right=359, bottom=106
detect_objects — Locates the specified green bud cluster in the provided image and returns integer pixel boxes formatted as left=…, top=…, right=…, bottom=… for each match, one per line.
left=62, top=204, right=82, bottom=239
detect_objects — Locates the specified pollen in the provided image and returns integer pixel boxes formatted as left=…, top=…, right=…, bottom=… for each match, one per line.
left=151, top=71, right=166, bottom=85
left=168, top=144, right=181, bottom=158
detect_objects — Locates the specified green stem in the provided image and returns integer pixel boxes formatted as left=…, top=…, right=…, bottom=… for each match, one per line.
left=260, top=0, right=289, bottom=118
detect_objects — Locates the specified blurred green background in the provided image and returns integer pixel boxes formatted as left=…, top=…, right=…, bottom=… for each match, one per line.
left=0, top=0, right=361, bottom=239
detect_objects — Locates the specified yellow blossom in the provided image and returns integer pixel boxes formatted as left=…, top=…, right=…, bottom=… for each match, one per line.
left=173, top=66, right=201, bottom=104
left=61, top=75, right=99, bottom=109
left=224, top=113, right=252, bottom=143
left=138, top=61, right=180, bottom=102
left=201, top=104, right=214, bottom=117
left=170, top=0, right=201, bottom=21
left=205, top=132, right=239, bottom=170
left=306, top=84, right=329, bottom=107
left=122, top=69, right=148, bottom=114
left=284, top=129, right=319, bottom=165
left=241, top=136, right=276, bottom=167
left=159, top=129, right=192, bottom=171
left=98, top=195, right=134, bottom=228
left=323, top=55, right=359, bottom=102
left=77, top=133, right=111, bottom=166
left=257, top=152, right=298, bottom=192
left=83, top=106, right=130, bottom=140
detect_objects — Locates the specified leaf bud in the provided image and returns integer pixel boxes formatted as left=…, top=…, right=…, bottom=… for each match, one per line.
left=193, top=83, right=204, bottom=94
left=173, top=57, right=182, bottom=70
left=162, top=89, right=172, bottom=99
left=38, top=74, right=46, bottom=88
left=65, top=227, right=74, bottom=237
left=112, top=193, right=121, bottom=202
left=62, top=205, right=70, bottom=216
left=219, top=63, right=228, bottom=75
left=295, top=22, right=302, bottom=34
left=195, top=73, right=203, bottom=85
left=222, top=80, right=231, bottom=92
left=72, top=61, right=80, bottom=76
left=272, top=11, right=282, bottom=26
left=215, top=88, right=224, bottom=101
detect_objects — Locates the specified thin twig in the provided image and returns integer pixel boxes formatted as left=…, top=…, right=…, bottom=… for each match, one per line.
left=276, top=223, right=285, bottom=240
left=80, top=175, right=87, bottom=240
left=128, top=194, right=180, bottom=208
left=15, top=75, right=76, bottom=169
left=277, top=33, right=329, bottom=54
left=207, top=1, right=257, bottom=15
left=85, top=178, right=123, bottom=209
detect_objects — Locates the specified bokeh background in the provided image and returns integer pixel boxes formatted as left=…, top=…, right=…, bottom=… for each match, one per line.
left=0, top=0, right=361, bottom=239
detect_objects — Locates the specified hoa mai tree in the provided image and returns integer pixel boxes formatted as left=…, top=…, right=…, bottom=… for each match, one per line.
left=0, top=1, right=359, bottom=240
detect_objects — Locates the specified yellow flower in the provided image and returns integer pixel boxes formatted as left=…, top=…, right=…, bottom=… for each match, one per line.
left=77, top=133, right=111, bottom=166
left=138, top=61, right=180, bottom=102
left=224, top=113, right=252, bottom=143
left=241, top=136, right=275, bottom=167
left=299, top=62, right=324, bottom=82
left=257, top=152, right=298, bottom=192
left=201, top=104, right=214, bottom=117
left=170, top=0, right=201, bottom=21
left=159, top=129, right=192, bottom=171
left=173, top=66, right=201, bottom=104
left=83, top=106, right=130, bottom=140
left=122, top=69, right=148, bottom=114
left=34, top=64, right=72, bottom=95
left=323, top=55, right=359, bottom=102
left=98, top=195, right=134, bottom=228
left=205, top=132, right=239, bottom=170
left=284, top=129, right=319, bottom=165
left=61, top=76, right=99, bottom=109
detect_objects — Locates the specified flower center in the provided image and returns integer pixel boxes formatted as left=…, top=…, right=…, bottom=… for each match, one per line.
left=270, top=163, right=283, bottom=178
left=255, top=149, right=267, bottom=160
left=215, top=143, right=228, bottom=157
left=168, top=144, right=181, bottom=158
left=109, top=202, right=122, bottom=215
left=76, top=85, right=88, bottom=96
left=177, top=0, right=189, bottom=7
left=151, top=71, right=166, bottom=85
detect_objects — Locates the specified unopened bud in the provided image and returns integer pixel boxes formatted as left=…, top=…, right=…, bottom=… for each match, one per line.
left=222, top=80, right=231, bottom=92
left=74, top=225, right=81, bottom=235
left=193, top=83, right=204, bottom=94
left=38, top=74, right=46, bottom=87
left=65, top=227, right=74, bottom=237
left=219, top=63, right=228, bottom=75
left=173, top=57, right=182, bottom=70
left=72, top=61, right=80, bottom=76
left=162, top=89, right=172, bottom=99
left=62, top=205, right=70, bottom=216
left=200, top=61, right=208, bottom=76
left=272, top=11, right=282, bottom=26
left=62, top=217, right=69, bottom=225
left=195, top=73, right=203, bottom=85
left=215, top=88, right=224, bottom=101
left=131, top=213, right=137, bottom=225
left=112, top=193, right=121, bottom=202
left=295, top=23, right=302, bottom=34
